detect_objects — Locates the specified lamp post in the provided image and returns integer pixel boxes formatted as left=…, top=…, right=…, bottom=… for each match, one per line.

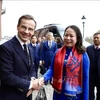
left=81, top=15, right=86, bottom=38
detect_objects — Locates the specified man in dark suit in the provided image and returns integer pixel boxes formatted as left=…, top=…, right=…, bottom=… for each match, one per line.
left=29, top=35, right=40, bottom=77
left=0, top=14, right=41, bottom=100
left=86, top=32, right=100, bottom=100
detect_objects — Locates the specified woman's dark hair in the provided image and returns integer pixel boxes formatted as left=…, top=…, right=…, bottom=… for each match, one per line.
left=17, top=14, right=37, bottom=29
left=64, top=25, right=85, bottom=54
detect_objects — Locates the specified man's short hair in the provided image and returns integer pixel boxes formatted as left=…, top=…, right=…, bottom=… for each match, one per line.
left=17, top=14, right=37, bottom=29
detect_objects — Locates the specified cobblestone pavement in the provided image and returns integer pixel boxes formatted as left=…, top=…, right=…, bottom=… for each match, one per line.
left=32, top=69, right=54, bottom=100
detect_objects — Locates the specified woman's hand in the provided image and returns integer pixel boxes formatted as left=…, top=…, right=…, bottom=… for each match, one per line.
left=38, top=77, right=44, bottom=87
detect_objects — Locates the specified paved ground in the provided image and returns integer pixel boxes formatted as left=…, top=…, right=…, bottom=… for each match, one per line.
left=32, top=84, right=53, bottom=100
left=32, top=69, right=54, bottom=100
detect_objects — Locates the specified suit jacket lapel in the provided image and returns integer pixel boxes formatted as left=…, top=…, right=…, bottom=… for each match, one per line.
left=28, top=46, right=34, bottom=71
left=46, top=41, right=52, bottom=49
left=11, top=36, right=29, bottom=67
left=44, top=41, right=49, bottom=49
left=92, top=45, right=95, bottom=60
left=28, top=46, right=33, bottom=65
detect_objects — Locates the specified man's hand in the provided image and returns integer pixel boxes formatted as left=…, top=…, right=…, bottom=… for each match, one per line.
left=26, top=79, right=40, bottom=97
left=31, top=79, right=40, bottom=90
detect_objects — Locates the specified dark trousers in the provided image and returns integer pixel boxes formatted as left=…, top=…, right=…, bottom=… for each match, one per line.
left=89, top=74, right=100, bottom=100
left=44, top=60, right=51, bottom=70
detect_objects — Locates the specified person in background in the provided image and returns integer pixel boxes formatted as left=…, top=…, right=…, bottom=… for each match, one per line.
left=40, top=32, right=57, bottom=70
left=39, top=36, right=46, bottom=52
left=37, top=37, right=42, bottom=46
left=42, top=36, right=46, bottom=42
left=56, top=37, right=63, bottom=48
left=39, top=25, right=90, bottom=100
left=39, top=36, right=46, bottom=62
left=0, top=14, right=41, bottom=100
left=29, top=35, right=40, bottom=78
left=86, top=32, right=100, bottom=100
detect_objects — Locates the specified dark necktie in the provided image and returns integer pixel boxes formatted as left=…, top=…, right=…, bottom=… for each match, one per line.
left=23, top=44, right=31, bottom=66
left=23, top=44, right=28, bottom=57
left=96, top=46, right=99, bottom=50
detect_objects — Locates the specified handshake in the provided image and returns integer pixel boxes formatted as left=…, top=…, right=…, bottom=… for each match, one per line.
left=26, top=77, right=44, bottom=97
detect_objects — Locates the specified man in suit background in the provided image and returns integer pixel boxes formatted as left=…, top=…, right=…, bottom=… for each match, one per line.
left=40, top=32, right=57, bottom=70
left=29, top=35, right=40, bottom=78
left=86, top=32, right=100, bottom=100
left=0, top=14, right=41, bottom=100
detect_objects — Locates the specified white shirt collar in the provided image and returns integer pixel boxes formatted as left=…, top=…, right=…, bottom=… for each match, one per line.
left=16, top=35, right=28, bottom=45
left=94, top=45, right=100, bottom=49
left=48, top=40, right=52, bottom=42
left=16, top=35, right=28, bottom=49
left=32, top=43, right=36, bottom=46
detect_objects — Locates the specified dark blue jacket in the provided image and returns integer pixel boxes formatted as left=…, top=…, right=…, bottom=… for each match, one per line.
left=0, top=36, right=36, bottom=100
left=87, top=45, right=100, bottom=77
left=40, top=41, right=57, bottom=69
left=29, top=43, right=40, bottom=76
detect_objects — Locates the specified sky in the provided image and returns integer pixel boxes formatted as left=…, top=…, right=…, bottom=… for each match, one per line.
left=1, top=0, right=100, bottom=38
